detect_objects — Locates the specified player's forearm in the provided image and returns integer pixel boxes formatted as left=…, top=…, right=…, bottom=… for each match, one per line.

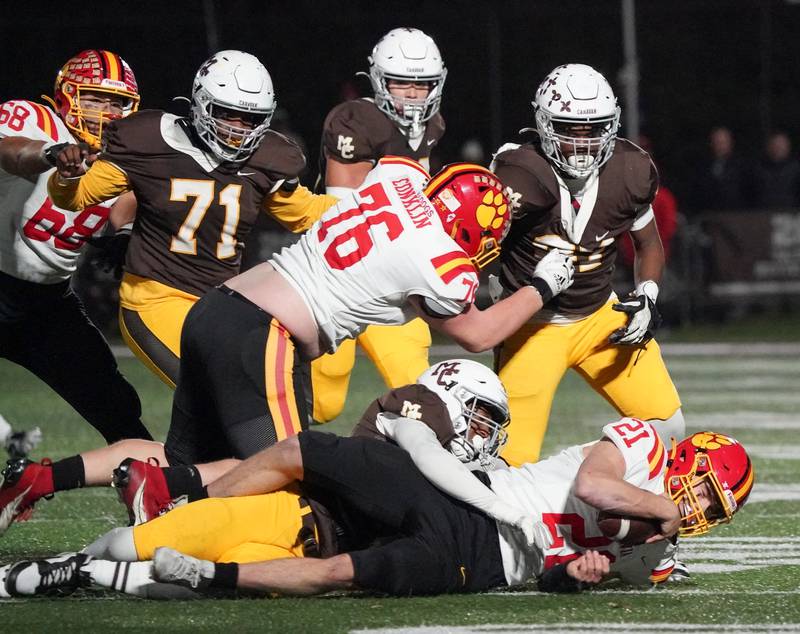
left=392, top=420, right=514, bottom=520
left=237, top=554, right=355, bottom=596
left=436, top=286, right=543, bottom=352
left=0, top=137, right=49, bottom=176
left=575, top=474, right=676, bottom=522
left=632, top=234, right=665, bottom=285
left=47, top=159, right=129, bottom=210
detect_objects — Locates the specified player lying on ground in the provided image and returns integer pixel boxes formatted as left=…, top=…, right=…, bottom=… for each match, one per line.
left=0, top=421, right=753, bottom=597
left=0, top=162, right=575, bottom=532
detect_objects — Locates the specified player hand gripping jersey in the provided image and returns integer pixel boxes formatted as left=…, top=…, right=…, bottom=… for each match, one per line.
left=47, top=50, right=336, bottom=387
left=311, top=27, right=448, bottom=423
left=491, top=64, right=684, bottom=465
left=0, top=49, right=150, bottom=443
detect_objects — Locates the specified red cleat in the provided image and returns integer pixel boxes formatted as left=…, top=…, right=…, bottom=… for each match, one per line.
left=0, top=458, right=54, bottom=536
left=112, top=458, right=180, bottom=525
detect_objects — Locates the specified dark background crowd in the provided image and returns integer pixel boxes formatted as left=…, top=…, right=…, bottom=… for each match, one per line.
left=4, top=0, right=800, bottom=332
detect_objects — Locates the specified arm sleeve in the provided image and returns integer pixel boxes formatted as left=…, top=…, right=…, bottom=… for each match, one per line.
left=47, top=159, right=130, bottom=210
left=263, top=185, right=338, bottom=233
left=387, top=416, right=527, bottom=525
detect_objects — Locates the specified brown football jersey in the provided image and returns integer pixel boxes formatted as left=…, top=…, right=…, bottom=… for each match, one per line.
left=351, top=383, right=456, bottom=448
left=317, top=98, right=445, bottom=189
left=101, top=110, right=305, bottom=296
left=493, top=139, right=658, bottom=318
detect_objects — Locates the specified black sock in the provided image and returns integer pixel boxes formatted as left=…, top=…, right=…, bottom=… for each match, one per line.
left=162, top=465, right=207, bottom=502
left=211, top=562, right=239, bottom=590
left=51, top=455, right=85, bottom=491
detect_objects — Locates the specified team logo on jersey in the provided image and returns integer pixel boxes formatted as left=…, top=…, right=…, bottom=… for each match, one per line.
left=337, top=135, right=354, bottom=159
left=400, top=401, right=423, bottom=420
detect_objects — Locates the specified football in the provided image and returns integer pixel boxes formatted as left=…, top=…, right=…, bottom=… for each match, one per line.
left=597, top=511, right=661, bottom=546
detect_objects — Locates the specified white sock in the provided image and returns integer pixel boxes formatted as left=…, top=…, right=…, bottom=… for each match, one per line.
left=84, top=560, right=155, bottom=597
left=648, top=408, right=686, bottom=447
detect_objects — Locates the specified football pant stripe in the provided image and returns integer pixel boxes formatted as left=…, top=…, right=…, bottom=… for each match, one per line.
left=265, top=319, right=302, bottom=441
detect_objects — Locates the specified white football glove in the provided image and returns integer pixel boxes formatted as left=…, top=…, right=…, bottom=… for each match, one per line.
left=0, top=414, right=43, bottom=460
left=511, top=514, right=554, bottom=552
left=530, top=249, right=575, bottom=303
left=609, top=280, right=662, bottom=345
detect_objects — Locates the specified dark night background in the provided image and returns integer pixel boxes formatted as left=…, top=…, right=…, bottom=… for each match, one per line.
left=4, top=0, right=800, bottom=205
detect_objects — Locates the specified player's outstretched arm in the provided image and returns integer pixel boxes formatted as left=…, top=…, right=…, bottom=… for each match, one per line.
left=0, top=136, right=52, bottom=176
left=47, top=151, right=130, bottom=211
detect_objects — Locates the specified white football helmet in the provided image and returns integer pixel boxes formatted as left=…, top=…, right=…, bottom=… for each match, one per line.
left=533, top=63, right=620, bottom=178
left=190, top=50, right=275, bottom=163
left=417, top=359, right=509, bottom=465
left=365, top=28, right=447, bottom=136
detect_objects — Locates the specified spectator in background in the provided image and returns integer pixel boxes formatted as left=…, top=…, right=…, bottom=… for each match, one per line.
left=753, top=131, right=800, bottom=210
left=691, top=127, right=752, bottom=212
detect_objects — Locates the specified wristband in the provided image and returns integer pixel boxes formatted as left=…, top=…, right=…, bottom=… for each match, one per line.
left=529, top=277, right=553, bottom=304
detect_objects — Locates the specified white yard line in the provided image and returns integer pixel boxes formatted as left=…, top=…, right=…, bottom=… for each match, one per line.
left=353, top=622, right=800, bottom=634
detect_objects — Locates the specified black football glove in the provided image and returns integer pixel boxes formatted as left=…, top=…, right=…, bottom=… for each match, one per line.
left=85, top=226, right=132, bottom=280
left=609, top=281, right=662, bottom=345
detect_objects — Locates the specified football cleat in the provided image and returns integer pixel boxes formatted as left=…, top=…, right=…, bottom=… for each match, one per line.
left=3, top=553, right=92, bottom=596
left=0, top=458, right=54, bottom=536
left=112, top=457, right=180, bottom=526
left=668, top=558, right=691, bottom=582
left=153, top=547, right=215, bottom=590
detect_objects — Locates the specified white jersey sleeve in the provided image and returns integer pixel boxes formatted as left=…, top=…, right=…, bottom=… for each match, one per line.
left=0, top=100, right=115, bottom=284
left=270, top=158, right=479, bottom=351
left=601, top=418, right=668, bottom=493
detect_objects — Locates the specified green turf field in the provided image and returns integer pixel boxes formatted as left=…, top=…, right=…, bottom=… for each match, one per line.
left=1, top=347, right=799, bottom=633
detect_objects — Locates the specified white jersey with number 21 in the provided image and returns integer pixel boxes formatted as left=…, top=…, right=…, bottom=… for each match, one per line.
left=489, top=417, right=677, bottom=587
left=270, top=157, right=479, bottom=352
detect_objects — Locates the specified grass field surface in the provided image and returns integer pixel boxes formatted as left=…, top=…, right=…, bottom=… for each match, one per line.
left=1, top=344, right=798, bottom=632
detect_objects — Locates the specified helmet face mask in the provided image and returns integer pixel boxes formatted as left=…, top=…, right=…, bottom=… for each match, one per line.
left=416, top=360, right=510, bottom=466
left=666, top=432, right=755, bottom=537
left=366, top=28, right=447, bottom=137
left=424, top=163, right=510, bottom=269
left=51, top=50, right=140, bottom=150
left=190, top=50, right=275, bottom=163
left=533, top=63, right=620, bottom=179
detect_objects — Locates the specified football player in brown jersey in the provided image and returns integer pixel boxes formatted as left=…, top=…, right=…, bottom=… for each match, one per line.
left=491, top=64, right=685, bottom=466
left=47, top=50, right=337, bottom=389
left=310, top=28, right=448, bottom=424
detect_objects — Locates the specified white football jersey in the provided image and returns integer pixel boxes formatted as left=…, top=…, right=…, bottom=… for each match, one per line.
left=0, top=100, right=115, bottom=284
left=270, top=157, right=479, bottom=352
left=488, top=418, right=674, bottom=586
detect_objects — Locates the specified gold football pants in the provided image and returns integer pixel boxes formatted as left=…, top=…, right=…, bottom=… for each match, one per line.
left=497, top=299, right=681, bottom=466
left=311, top=318, right=431, bottom=422
left=118, top=273, right=199, bottom=388
left=133, top=490, right=310, bottom=563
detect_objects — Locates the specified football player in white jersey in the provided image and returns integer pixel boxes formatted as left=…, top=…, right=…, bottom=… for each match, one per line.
left=0, top=160, right=574, bottom=530
left=0, top=50, right=151, bottom=452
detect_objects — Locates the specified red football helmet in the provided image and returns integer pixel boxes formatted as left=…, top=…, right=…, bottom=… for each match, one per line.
left=48, top=49, right=140, bottom=149
left=665, top=431, right=754, bottom=537
left=424, top=163, right=511, bottom=269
